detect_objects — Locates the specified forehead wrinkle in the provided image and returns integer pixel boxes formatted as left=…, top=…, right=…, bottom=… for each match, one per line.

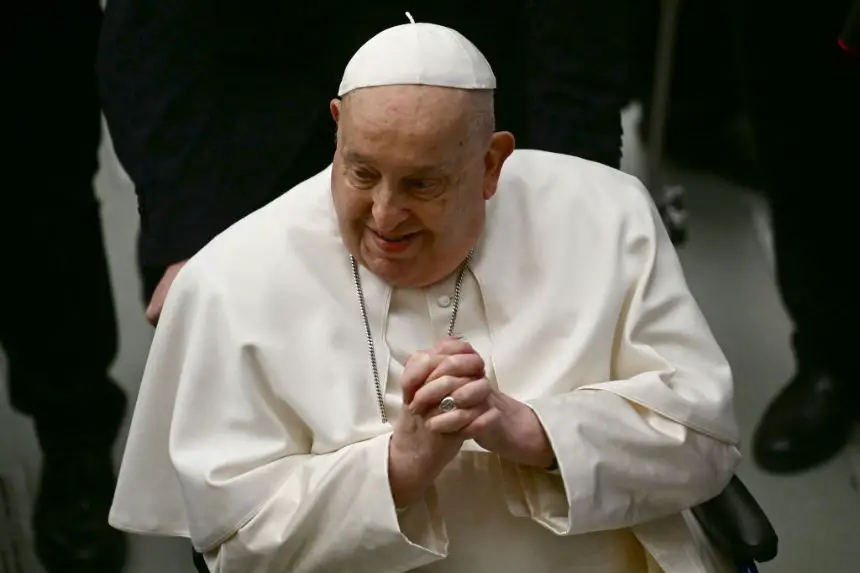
left=343, top=86, right=471, bottom=136
left=340, top=89, right=471, bottom=173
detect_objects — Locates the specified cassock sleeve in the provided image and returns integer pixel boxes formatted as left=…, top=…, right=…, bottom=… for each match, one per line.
left=522, top=194, right=742, bottom=535
left=155, top=263, right=448, bottom=572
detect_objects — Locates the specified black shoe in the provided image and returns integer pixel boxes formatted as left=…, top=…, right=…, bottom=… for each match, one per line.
left=753, top=369, right=856, bottom=474
left=32, top=383, right=129, bottom=573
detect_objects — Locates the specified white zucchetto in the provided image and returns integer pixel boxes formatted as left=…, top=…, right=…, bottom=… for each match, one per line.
left=338, top=12, right=497, bottom=96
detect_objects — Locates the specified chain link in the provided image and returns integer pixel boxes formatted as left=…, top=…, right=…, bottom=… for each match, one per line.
left=351, top=250, right=474, bottom=423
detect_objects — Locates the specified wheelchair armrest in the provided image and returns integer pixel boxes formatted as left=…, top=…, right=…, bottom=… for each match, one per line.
left=691, top=475, right=778, bottom=564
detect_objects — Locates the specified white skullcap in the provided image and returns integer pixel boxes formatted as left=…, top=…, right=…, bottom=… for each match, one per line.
left=337, top=12, right=496, bottom=97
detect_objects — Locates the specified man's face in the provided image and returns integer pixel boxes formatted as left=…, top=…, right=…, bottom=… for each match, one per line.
left=330, top=85, right=513, bottom=288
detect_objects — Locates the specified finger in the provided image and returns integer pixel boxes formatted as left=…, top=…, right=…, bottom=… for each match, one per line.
left=401, top=351, right=445, bottom=404
left=410, top=375, right=473, bottom=414
left=426, top=353, right=485, bottom=382
left=145, top=303, right=159, bottom=326
left=146, top=293, right=165, bottom=326
left=433, top=336, right=476, bottom=356
left=450, top=378, right=492, bottom=409
left=425, top=404, right=489, bottom=434
left=457, top=407, right=502, bottom=440
left=414, top=377, right=493, bottom=415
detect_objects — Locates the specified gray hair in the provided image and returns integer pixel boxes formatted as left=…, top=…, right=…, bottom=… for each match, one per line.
left=467, top=90, right=496, bottom=150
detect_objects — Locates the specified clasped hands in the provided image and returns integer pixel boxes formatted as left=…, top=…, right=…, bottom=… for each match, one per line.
left=388, top=336, right=554, bottom=507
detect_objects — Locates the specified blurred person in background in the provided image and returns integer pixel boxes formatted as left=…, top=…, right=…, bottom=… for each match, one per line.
left=743, top=0, right=860, bottom=474
left=629, top=0, right=860, bottom=472
left=98, top=0, right=631, bottom=321
left=5, top=1, right=127, bottom=571
left=631, top=0, right=762, bottom=188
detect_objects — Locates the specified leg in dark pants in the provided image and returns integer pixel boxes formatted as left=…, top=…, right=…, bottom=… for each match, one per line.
left=138, top=98, right=338, bottom=305
left=4, top=1, right=127, bottom=570
left=417, top=1, right=629, bottom=169
left=742, top=0, right=860, bottom=473
left=633, top=0, right=760, bottom=186
left=523, top=0, right=631, bottom=169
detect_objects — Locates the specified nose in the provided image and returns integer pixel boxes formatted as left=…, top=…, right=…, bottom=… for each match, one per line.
left=371, top=187, right=409, bottom=232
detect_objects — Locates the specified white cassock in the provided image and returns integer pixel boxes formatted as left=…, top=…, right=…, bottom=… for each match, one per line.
left=110, top=149, right=741, bottom=573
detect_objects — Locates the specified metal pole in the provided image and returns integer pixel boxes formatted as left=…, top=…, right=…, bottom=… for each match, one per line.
left=646, top=0, right=682, bottom=194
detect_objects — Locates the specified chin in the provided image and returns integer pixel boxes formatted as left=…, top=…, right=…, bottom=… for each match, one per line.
left=370, top=260, right=457, bottom=289
left=363, top=256, right=423, bottom=288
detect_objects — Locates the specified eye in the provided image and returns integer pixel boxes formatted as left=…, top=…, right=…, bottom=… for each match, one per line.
left=405, top=179, right=440, bottom=193
left=349, top=168, right=378, bottom=187
left=407, top=179, right=433, bottom=190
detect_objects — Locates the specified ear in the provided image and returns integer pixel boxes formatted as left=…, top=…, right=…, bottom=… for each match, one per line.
left=482, top=131, right=516, bottom=200
left=330, top=98, right=341, bottom=124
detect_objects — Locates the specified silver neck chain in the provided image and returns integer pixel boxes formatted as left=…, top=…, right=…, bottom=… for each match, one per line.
left=350, top=250, right=474, bottom=423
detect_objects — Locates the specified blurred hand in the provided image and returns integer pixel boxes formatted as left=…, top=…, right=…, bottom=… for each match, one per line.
left=145, top=260, right=188, bottom=326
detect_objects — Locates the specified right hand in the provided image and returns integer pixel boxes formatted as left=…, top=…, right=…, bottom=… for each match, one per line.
left=388, top=338, right=485, bottom=507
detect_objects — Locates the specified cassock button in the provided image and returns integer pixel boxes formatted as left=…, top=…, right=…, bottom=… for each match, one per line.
left=437, top=295, right=452, bottom=308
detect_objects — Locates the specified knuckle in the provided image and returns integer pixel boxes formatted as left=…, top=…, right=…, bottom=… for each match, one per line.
left=466, top=353, right=485, bottom=370
left=470, top=418, right=486, bottom=434
left=456, top=341, right=475, bottom=354
left=460, top=425, right=479, bottom=439
left=448, top=354, right=475, bottom=371
left=414, top=350, right=432, bottom=364
left=405, top=352, right=433, bottom=376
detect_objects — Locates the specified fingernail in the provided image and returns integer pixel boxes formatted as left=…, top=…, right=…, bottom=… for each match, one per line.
left=452, top=333, right=464, bottom=339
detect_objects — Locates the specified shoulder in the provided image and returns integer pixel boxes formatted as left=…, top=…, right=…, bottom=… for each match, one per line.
left=168, top=166, right=340, bottom=309
left=498, top=149, right=658, bottom=237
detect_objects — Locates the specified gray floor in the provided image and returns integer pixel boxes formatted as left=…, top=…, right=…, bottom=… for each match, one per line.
left=1, top=107, right=858, bottom=572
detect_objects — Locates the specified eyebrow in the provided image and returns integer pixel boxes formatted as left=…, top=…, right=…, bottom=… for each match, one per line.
left=341, top=149, right=452, bottom=176
left=341, top=149, right=372, bottom=165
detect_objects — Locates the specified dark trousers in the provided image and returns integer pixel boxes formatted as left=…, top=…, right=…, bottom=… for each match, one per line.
left=741, top=0, right=860, bottom=383
left=517, top=0, right=630, bottom=169
left=409, top=1, right=629, bottom=170
left=4, top=0, right=126, bottom=449
left=632, top=0, right=744, bottom=144
left=511, top=0, right=630, bottom=169
left=136, top=91, right=340, bottom=300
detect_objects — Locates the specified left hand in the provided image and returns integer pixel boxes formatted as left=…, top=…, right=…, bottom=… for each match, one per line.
left=146, top=260, right=188, bottom=326
left=410, top=341, right=555, bottom=469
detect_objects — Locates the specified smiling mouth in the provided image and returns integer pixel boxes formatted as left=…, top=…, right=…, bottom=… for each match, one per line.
left=371, top=230, right=418, bottom=243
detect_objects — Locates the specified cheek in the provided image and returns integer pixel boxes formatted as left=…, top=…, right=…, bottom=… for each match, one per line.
left=438, top=196, right=483, bottom=239
left=414, top=198, right=460, bottom=235
left=334, top=186, right=371, bottom=223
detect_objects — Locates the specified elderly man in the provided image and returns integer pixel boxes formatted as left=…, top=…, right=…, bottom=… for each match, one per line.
left=111, top=21, right=740, bottom=573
